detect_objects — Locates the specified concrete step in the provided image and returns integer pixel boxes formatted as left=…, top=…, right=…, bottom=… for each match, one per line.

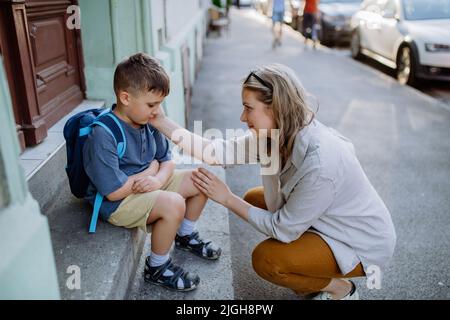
left=127, top=164, right=234, bottom=300
left=44, top=183, right=146, bottom=299
left=30, top=131, right=233, bottom=299
left=26, top=99, right=234, bottom=300
left=26, top=100, right=146, bottom=299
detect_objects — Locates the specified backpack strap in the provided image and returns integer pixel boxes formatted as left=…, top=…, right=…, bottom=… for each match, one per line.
left=89, top=192, right=104, bottom=234
left=88, top=111, right=127, bottom=234
left=99, top=113, right=127, bottom=158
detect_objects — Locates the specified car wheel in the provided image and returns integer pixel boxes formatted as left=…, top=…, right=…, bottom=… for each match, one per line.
left=350, top=30, right=363, bottom=60
left=396, top=46, right=417, bottom=86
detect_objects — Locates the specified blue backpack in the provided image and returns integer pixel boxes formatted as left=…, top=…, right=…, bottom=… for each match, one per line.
left=63, top=108, right=127, bottom=233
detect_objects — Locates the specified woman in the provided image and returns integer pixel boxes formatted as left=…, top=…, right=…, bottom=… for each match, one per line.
left=149, top=64, right=396, bottom=300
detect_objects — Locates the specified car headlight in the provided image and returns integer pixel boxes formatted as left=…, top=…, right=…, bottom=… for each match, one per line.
left=425, top=43, right=450, bottom=52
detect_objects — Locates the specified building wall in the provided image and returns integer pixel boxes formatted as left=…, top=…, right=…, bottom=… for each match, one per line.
left=0, top=0, right=211, bottom=299
left=0, top=55, right=60, bottom=300
left=165, top=0, right=200, bottom=41
left=79, top=0, right=152, bottom=107
left=79, top=0, right=208, bottom=127
left=151, top=0, right=208, bottom=126
left=149, top=0, right=165, bottom=53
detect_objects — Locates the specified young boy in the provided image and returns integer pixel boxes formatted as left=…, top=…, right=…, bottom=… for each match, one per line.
left=83, top=53, right=221, bottom=292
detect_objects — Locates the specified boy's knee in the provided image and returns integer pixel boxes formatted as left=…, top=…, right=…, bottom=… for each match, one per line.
left=167, top=192, right=186, bottom=220
left=180, top=170, right=202, bottom=198
left=156, top=191, right=186, bottom=222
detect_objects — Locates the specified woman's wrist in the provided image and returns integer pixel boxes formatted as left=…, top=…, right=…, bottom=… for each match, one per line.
left=224, top=192, right=236, bottom=208
left=150, top=115, right=184, bottom=145
left=224, top=192, right=251, bottom=222
left=149, top=113, right=168, bottom=132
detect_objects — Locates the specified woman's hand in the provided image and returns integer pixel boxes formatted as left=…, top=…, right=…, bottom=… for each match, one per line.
left=132, top=176, right=163, bottom=193
left=148, top=105, right=167, bottom=129
left=192, top=168, right=232, bottom=206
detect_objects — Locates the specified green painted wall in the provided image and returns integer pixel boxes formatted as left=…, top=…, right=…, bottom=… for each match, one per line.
left=79, top=0, right=207, bottom=128
left=158, top=9, right=208, bottom=127
left=79, top=0, right=152, bottom=107
left=0, top=0, right=208, bottom=299
left=0, top=56, right=60, bottom=300
left=78, top=0, right=115, bottom=106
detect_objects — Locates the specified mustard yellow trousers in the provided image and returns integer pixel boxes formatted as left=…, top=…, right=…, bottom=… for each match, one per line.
left=245, top=187, right=366, bottom=294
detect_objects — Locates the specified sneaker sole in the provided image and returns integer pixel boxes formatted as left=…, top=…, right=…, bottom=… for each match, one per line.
left=144, top=275, right=199, bottom=292
left=175, top=243, right=222, bottom=260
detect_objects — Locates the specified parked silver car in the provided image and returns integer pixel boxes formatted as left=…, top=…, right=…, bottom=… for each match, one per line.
left=351, top=0, right=450, bottom=85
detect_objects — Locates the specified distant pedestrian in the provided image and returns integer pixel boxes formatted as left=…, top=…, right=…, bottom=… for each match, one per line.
left=303, top=0, right=319, bottom=48
left=271, top=0, right=285, bottom=49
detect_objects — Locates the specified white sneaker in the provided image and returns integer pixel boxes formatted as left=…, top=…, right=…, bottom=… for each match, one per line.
left=311, top=281, right=360, bottom=300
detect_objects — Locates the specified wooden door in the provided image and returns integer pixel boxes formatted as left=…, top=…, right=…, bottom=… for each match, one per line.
left=0, top=0, right=85, bottom=148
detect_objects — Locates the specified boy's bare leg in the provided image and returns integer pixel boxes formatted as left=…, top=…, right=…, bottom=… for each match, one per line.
left=146, top=191, right=185, bottom=254
left=177, top=170, right=208, bottom=222
left=144, top=190, right=200, bottom=291
left=174, top=169, right=222, bottom=259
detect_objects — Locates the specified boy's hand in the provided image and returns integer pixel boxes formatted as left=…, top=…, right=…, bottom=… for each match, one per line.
left=132, top=176, right=163, bottom=193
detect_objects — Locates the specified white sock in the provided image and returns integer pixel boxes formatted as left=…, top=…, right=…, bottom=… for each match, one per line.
left=177, top=218, right=196, bottom=237
left=149, top=251, right=170, bottom=267
left=149, top=251, right=184, bottom=289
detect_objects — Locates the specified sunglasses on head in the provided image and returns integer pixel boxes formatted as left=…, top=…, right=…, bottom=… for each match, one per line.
left=244, top=71, right=272, bottom=90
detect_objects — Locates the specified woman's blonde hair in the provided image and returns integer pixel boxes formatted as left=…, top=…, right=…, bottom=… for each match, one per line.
left=242, top=64, right=315, bottom=167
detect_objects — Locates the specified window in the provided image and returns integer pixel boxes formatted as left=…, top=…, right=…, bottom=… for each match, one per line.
left=403, top=0, right=450, bottom=20
left=362, top=0, right=383, bottom=14
left=361, top=0, right=378, bottom=10
left=382, top=0, right=398, bottom=17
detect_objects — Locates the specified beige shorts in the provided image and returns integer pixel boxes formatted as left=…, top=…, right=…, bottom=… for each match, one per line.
left=108, top=169, right=189, bottom=233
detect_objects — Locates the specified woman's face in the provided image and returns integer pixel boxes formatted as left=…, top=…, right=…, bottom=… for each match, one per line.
left=240, top=89, right=276, bottom=136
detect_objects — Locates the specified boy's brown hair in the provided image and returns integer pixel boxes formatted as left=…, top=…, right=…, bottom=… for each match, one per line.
left=114, top=53, right=170, bottom=97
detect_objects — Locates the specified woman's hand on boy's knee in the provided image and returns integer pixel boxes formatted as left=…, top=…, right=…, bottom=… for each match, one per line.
left=191, top=168, right=232, bottom=206
left=132, top=176, right=163, bottom=193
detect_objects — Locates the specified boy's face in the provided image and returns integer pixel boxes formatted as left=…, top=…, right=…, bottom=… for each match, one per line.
left=119, top=89, right=165, bottom=127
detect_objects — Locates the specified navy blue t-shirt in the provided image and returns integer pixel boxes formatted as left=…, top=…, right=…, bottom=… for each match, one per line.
left=83, top=110, right=172, bottom=221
